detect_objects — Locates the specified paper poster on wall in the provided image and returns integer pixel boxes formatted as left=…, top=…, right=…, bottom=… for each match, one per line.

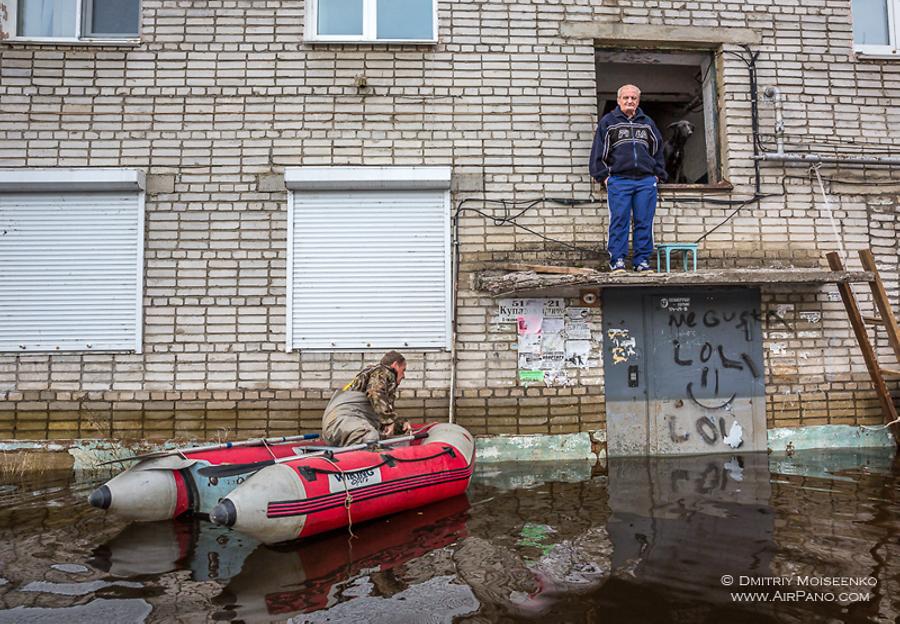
left=504, top=298, right=600, bottom=383
left=540, top=351, right=565, bottom=371
left=497, top=298, right=528, bottom=323
left=566, top=307, right=590, bottom=320
left=516, top=299, right=544, bottom=336
left=518, top=369, right=545, bottom=382
left=518, top=350, right=542, bottom=369
left=541, top=318, right=564, bottom=350
left=518, top=333, right=542, bottom=363
left=543, top=369, right=570, bottom=386
left=543, top=298, right=565, bottom=319
left=565, top=319, right=591, bottom=340
left=565, top=340, right=592, bottom=368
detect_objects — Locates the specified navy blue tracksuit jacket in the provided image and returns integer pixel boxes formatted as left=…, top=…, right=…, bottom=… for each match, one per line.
left=589, top=107, right=668, bottom=183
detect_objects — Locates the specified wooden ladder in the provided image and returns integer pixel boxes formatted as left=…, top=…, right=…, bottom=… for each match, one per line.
left=827, top=250, right=900, bottom=442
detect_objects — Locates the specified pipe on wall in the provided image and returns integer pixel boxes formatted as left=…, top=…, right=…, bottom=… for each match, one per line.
left=754, top=153, right=900, bottom=166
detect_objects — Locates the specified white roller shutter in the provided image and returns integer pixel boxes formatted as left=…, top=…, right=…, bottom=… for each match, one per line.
left=0, top=191, right=143, bottom=352
left=289, top=188, right=451, bottom=350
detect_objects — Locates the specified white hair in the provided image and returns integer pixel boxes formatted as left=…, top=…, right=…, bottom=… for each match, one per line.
left=617, top=84, right=641, bottom=98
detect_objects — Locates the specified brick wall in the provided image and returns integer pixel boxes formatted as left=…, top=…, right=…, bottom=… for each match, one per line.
left=0, top=0, right=897, bottom=439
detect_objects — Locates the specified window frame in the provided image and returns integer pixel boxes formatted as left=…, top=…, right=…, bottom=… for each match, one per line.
left=284, top=166, right=452, bottom=352
left=304, top=0, right=438, bottom=44
left=594, top=47, right=727, bottom=191
left=852, top=0, right=900, bottom=57
left=0, top=168, right=146, bottom=354
left=5, top=0, right=141, bottom=44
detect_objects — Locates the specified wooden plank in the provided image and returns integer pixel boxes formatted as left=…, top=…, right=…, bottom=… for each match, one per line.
left=863, top=315, right=885, bottom=326
left=477, top=268, right=875, bottom=296
left=858, top=249, right=900, bottom=364
left=827, top=252, right=899, bottom=439
left=881, top=368, right=900, bottom=379
left=493, top=263, right=598, bottom=275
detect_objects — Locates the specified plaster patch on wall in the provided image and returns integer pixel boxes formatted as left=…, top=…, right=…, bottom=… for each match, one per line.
left=798, top=311, right=822, bottom=324
left=776, top=304, right=794, bottom=317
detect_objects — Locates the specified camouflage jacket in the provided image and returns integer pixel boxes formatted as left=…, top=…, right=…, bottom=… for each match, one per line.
left=343, top=364, right=401, bottom=428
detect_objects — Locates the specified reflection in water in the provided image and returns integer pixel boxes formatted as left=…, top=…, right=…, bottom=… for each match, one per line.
left=0, top=598, right=153, bottom=624
left=89, top=517, right=259, bottom=582
left=606, top=453, right=775, bottom=601
left=218, top=495, right=470, bottom=621
left=0, top=450, right=897, bottom=622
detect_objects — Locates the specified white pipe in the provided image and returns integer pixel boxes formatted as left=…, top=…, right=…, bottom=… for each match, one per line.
left=759, top=86, right=900, bottom=166
left=763, top=86, right=785, bottom=156
left=755, top=153, right=900, bottom=166
left=448, top=235, right=458, bottom=425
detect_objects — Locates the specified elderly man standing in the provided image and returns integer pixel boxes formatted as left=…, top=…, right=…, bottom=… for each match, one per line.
left=589, top=84, right=668, bottom=273
left=321, top=350, right=412, bottom=447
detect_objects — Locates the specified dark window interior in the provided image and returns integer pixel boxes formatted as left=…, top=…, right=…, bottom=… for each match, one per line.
left=595, top=49, right=722, bottom=186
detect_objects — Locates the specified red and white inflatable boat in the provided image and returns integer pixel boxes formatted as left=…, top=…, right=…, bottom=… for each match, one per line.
left=88, top=433, right=322, bottom=521
left=209, top=423, right=475, bottom=544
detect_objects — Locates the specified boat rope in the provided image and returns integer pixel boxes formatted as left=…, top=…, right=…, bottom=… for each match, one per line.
left=319, top=455, right=357, bottom=540
left=262, top=438, right=276, bottom=460
left=295, top=447, right=457, bottom=482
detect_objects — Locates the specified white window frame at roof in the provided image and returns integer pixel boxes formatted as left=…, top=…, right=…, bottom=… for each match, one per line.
left=4, top=0, right=141, bottom=45
left=304, top=0, right=438, bottom=44
left=852, top=0, right=900, bottom=58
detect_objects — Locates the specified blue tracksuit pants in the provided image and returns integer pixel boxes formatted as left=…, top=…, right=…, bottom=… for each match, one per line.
left=606, top=175, right=657, bottom=265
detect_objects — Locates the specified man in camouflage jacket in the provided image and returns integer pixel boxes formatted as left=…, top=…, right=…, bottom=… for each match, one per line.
left=321, top=351, right=411, bottom=446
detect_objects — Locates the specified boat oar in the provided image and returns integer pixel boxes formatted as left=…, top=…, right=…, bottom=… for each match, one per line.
left=98, top=433, right=321, bottom=466
left=197, top=431, right=429, bottom=479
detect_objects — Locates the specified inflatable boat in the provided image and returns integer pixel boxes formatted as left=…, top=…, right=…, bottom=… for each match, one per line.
left=88, top=433, right=323, bottom=521
left=209, top=423, right=475, bottom=544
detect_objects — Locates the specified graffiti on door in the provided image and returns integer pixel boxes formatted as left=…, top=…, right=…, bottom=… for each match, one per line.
left=603, top=288, right=767, bottom=456
left=662, top=305, right=771, bottom=449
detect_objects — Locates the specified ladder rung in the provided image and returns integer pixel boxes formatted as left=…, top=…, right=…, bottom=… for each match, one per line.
left=863, top=315, right=885, bottom=326
left=881, top=368, right=900, bottom=379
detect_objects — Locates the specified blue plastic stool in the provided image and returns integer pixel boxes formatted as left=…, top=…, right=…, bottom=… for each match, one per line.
left=655, top=243, right=698, bottom=273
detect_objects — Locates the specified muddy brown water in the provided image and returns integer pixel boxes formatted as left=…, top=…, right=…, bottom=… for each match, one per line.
left=0, top=449, right=897, bottom=623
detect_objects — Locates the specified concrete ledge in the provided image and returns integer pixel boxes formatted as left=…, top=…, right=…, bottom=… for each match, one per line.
left=475, top=431, right=602, bottom=462
left=3, top=425, right=892, bottom=472
left=767, top=424, right=896, bottom=452
left=560, top=22, right=762, bottom=46
left=0, top=439, right=180, bottom=472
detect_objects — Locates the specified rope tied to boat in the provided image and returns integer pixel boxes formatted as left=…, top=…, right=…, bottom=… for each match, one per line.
left=261, top=438, right=276, bottom=460
left=319, top=455, right=357, bottom=540
left=293, top=446, right=457, bottom=482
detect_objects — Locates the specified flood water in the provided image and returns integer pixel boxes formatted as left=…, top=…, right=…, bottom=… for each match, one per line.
left=0, top=448, right=897, bottom=623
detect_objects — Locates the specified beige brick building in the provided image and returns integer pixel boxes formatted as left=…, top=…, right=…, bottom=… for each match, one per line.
left=0, top=0, right=897, bottom=449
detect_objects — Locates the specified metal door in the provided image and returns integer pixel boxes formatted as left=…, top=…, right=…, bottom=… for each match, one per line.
left=603, top=288, right=766, bottom=456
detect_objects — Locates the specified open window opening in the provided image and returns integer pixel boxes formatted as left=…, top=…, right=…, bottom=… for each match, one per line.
left=595, top=48, right=724, bottom=188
